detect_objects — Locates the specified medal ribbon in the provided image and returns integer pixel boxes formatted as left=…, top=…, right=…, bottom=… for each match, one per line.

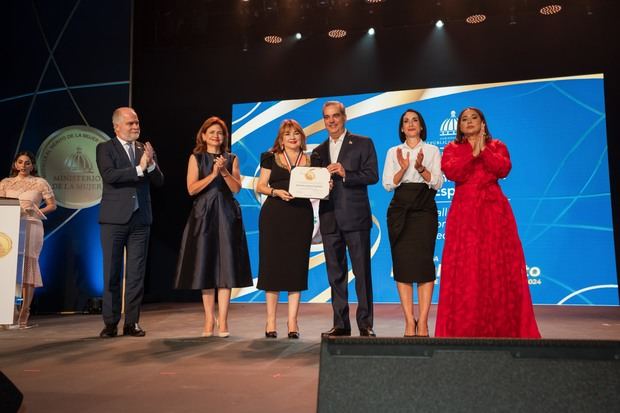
left=283, top=151, right=303, bottom=171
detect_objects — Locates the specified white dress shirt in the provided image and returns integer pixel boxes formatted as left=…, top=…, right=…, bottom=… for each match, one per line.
left=329, top=130, right=347, bottom=163
left=382, top=140, right=443, bottom=191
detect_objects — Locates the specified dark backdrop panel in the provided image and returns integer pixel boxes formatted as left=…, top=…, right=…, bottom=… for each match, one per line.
left=0, top=0, right=132, bottom=313
left=132, top=1, right=620, bottom=302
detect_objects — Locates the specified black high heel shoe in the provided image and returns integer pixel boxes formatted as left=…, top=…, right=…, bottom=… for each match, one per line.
left=265, top=331, right=277, bottom=338
left=287, top=322, right=299, bottom=339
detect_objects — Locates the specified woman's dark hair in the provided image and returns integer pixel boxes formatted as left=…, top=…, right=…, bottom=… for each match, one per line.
left=193, top=116, right=229, bottom=154
left=10, top=151, right=38, bottom=177
left=455, top=107, right=492, bottom=143
left=398, top=109, right=427, bottom=142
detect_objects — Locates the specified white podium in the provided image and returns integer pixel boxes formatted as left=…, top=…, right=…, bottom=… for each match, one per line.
left=0, top=198, right=25, bottom=325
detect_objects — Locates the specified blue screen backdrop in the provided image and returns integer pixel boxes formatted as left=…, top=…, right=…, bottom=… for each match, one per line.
left=229, top=74, right=617, bottom=306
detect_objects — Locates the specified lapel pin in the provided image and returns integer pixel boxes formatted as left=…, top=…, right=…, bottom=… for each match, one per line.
left=348, top=140, right=353, bottom=144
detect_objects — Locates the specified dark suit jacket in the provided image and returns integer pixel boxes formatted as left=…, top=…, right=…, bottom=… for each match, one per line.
left=96, top=138, right=164, bottom=225
left=311, top=132, right=378, bottom=233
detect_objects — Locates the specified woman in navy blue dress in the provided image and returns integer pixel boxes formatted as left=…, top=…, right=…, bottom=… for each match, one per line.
left=174, top=116, right=252, bottom=337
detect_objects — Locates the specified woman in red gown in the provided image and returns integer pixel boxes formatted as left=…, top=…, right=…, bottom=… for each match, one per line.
left=435, top=108, right=540, bottom=338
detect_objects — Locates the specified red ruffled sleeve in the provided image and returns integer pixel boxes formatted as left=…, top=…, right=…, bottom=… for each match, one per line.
left=441, top=142, right=475, bottom=184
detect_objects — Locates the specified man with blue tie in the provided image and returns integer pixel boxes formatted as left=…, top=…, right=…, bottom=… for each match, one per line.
left=312, top=101, right=379, bottom=337
left=96, top=107, right=164, bottom=338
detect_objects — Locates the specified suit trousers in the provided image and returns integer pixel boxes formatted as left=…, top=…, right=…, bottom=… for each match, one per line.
left=100, top=210, right=150, bottom=326
left=322, top=228, right=373, bottom=330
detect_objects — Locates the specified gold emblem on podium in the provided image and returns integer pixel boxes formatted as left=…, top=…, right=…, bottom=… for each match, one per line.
left=37, top=126, right=110, bottom=209
left=0, top=232, right=13, bottom=258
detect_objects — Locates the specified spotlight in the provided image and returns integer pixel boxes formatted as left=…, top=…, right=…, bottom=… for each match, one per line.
left=539, top=4, right=562, bottom=15
left=435, top=20, right=444, bottom=28
left=328, top=29, right=347, bottom=39
left=365, top=0, right=385, bottom=3
left=264, top=35, right=283, bottom=44
left=295, top=32, right=302, bottom=40
left=466, top=14, right=486, bottom=24
left=367, top=27, right=375, bottom=35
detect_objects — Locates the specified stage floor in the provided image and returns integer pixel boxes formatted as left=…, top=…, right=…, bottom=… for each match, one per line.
left=1, top=303, right=619, bottom=412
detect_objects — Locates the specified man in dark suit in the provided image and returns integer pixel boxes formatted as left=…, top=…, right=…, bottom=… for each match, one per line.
left=312, top=101, right=379, bottom=337
left=96, top=107, right=163, bottom=338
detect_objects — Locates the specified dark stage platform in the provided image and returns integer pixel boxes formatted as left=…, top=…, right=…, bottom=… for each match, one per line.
left=1, top=304, right=619, bottom=412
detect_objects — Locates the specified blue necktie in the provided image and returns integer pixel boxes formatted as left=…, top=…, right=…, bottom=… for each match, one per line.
left=126, top=143, right=139, bottom=211
left=126, top=143, right=135, bottom=166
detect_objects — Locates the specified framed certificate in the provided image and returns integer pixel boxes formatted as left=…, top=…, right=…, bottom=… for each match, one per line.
left=288, top=167, right=330, bottom=199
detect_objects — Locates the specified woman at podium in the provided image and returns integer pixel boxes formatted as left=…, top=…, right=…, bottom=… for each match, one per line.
left=0, top=151, right=56, bottom=328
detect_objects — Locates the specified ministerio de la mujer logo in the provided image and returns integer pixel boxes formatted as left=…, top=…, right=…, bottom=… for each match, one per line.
left=37, top=125, right=110, bottom=209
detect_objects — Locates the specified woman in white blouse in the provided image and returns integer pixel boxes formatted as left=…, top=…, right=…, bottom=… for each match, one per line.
left=0, top=151, right=56, bottom=328
left=382, top=109, right=443, bottom=337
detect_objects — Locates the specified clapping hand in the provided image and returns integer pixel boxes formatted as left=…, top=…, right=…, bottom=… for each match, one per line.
left=144, top=142, right=155, bottom=166
left=213, top=155, right=229, bottom=177
left=139, top=142, right=156, bottom=170
left=414, top=150, right=424, bottom=172
left=396, top=148, right=410, bottom=171
left=472, top=123, right=487, bottom=157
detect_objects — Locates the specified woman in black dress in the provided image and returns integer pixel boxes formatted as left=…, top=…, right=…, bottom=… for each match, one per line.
left=174, top=116, right=253, bottom=338
left=256, top=119, right=314, bottom=339
left=382, top=109, right=443, bottom=337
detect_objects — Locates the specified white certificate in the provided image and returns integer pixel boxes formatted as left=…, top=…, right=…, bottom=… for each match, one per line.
left=289, top=167, right=330, bottom=200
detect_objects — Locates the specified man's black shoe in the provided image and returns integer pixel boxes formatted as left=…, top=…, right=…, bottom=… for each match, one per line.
left=321, top=327, right=351, bottom=337
left=123, top=323, right=146, bottom=337
left=359, top=327, right=376, bottom=337
left=99, top=324, right=118, bottom=338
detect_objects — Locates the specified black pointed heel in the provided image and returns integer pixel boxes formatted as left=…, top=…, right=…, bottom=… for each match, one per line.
left=288, top=331, right=300, bottom=339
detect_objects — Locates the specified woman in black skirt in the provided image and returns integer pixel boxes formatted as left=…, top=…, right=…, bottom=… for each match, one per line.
left=256, top=119, right=314, bottom=339
left=382, top=109, right=443, bottom=337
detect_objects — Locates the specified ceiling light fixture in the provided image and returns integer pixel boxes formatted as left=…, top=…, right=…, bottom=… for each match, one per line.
left=328, top=29, right=347, bottom=38
left=539, top=4, right=562, bottom=15
left=264, top=35, right=283, bottom=44
left=466, top=14, right=486, bottom=24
